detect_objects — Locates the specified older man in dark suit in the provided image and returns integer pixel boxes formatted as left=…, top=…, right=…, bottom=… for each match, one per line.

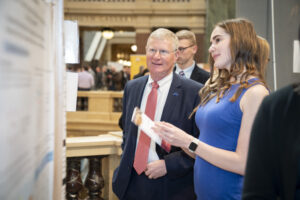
left=112, top=28, right=202, bottom=200
left=175, top=30, right=210, bottom=85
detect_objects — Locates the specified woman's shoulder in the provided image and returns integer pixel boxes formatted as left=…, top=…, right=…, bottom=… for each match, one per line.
left=240, top=83, right=269, bottom=112
left=246, top=83, right=269, bottom=96
left=244, top=76, right=269, bottom=94
left=243, top=84, right=269, bottom=103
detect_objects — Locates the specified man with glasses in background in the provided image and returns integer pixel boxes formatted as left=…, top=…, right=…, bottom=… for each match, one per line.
left=175, top=30, right=209, bottom=84
left=113, top=28, right=202, bottom=200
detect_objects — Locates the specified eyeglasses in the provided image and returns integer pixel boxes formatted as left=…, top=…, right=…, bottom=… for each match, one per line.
left=146, top=48, right=176, bottom=56
left=178, top=44, right=194, bottom=53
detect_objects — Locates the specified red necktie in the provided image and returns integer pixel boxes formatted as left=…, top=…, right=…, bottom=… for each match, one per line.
left=133, top=82, right=159, bottom=175
left=161, top=140, right=171, bottom=152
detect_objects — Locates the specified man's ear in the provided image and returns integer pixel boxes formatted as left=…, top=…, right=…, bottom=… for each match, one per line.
left=174, top=50, right=179, bottom=60
left=192, top=45, right=198, bottom=54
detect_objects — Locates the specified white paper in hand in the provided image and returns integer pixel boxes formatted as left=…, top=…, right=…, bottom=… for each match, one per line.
left=131, top=107, right=162, bottom=146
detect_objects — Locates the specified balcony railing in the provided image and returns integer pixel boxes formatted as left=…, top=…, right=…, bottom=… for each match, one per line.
left=66, top=132, right=122, bottom=200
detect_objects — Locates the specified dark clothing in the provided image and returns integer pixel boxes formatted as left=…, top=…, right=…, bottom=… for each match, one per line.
left=133, top=73, right=143, bottom=79
left=190, top=63, right=210, bottom=85
left=242, top=83, right=300, bottom=200
left=105, top=70, right=115, bottom=90
left=95, top=72, right=103, bottom=89
left=113, top=71, right=130, bottom=91
left=174, top=63, right=210, bottom=85
left=78, top=88, right=91, bottom=91
left=112, top=73, right=202, bottom=200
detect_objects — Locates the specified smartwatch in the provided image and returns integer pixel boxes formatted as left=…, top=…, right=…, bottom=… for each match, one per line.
left=188, top=138, right=199, bottom=153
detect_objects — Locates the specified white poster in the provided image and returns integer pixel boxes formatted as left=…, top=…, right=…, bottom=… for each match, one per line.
left=66, top=72, right=78, bottom=112
left=64, top=20, right=79, bottom=64
left=0, top=1, right=55, bottom=199
left=53, top=1, right=67, bottom=199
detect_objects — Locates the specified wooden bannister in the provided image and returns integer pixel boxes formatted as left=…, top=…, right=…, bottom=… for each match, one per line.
left=77, top=91, right=123, bottom=112
left=68, top=91, right=123, bottom=137
left=66, top=133, right=122, bottom=200
left=67, top=91, right=123, bottom=199
left=67, top=112, right=122, bottom=137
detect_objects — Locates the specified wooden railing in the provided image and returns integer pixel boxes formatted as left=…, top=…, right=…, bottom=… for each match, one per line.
left=68, top=91, right=123, bottom=137
left=67, top=111, right=122, bottom=137
left=66, top=91, right=123, bottom=199
left=66, top=132, right=122, bottom=200
left=76, top=91, right=123, bottom=112
left=66, top=90, right=124, bottom=199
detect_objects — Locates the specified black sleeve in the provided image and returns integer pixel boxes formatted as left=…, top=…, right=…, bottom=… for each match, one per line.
left=120, top=85, right=128, bottom=150
left=242, top=98, right=280, bottom=199
left=118, top=114, right=123, bottom=130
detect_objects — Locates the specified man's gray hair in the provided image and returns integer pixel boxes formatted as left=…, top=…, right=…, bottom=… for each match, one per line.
left=146, top=28, right=179, bottom=51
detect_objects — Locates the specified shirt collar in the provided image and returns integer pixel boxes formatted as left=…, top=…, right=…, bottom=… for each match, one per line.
left=175, top=61, right=195, bottom=74
left=148, top=72, right=173, bottom=89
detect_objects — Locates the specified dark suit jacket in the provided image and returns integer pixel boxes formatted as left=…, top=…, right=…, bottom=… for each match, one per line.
left=112, top=73, right=202, bottom=200
left=190, top=63, right=210, bottom=85
left=174, top=63, right=210, bottom=85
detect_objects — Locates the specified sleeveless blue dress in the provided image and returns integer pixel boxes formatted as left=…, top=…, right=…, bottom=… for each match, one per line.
left=194, top=78, right=259, bottom=200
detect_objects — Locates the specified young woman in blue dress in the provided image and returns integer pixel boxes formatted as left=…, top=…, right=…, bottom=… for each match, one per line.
left=153, top=18, right=269, bottom=200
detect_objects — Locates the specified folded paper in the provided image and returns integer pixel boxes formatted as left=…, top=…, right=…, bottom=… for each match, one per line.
left=131, top=107, right=162, bottom=145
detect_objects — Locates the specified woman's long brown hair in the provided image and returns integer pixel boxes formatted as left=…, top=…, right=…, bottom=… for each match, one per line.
left=189, top=18, right=268, bottom=118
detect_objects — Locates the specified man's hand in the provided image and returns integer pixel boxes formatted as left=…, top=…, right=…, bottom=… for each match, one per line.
left=144, top=160, right=167, bottom=179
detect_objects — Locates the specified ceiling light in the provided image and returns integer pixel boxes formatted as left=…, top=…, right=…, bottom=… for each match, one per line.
left=131, top=44, right=137, bottom=52
left=102, top=29, right=114, bottom=39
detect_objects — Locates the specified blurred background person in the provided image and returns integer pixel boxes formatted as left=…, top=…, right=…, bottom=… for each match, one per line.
left=77, top=65, right=95, bottom=110
left=142, top=68, right=149, bottom=76
left=87, top=64, right=96, bottom=88
left=115, top=65, right=131, bottom=91
left=134, top=65, right=146, bottom=79
left=256, top=36, right=270, bottom=80
left=123, top=65, right=131, bottom=83
left=78, top=65, right=94, bottom=91
left=105, top=65, right=116, bottom=91
left=95, top=66, right=104, bottom=90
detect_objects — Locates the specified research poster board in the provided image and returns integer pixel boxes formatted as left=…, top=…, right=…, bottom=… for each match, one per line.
left=0, top=0, right=65, bottom=199
left=53, top=0, right=67, bottom=199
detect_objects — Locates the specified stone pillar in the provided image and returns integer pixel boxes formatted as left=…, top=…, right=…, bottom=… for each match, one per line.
left=135, top=28, right=151, bottom=54
left=103, top=41, right=112, bottom=62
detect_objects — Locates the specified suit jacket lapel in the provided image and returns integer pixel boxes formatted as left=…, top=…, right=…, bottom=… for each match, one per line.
left=161, top=73, right=182, bottom=121
left=135, top=76, right=148, bottom=108
left=129, top=76, right=148, bottom=141
left=190, top=63, right=198, bottom=80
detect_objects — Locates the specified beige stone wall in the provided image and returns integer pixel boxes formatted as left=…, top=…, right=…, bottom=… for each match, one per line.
left=64, top=0, right=207, bottom=61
